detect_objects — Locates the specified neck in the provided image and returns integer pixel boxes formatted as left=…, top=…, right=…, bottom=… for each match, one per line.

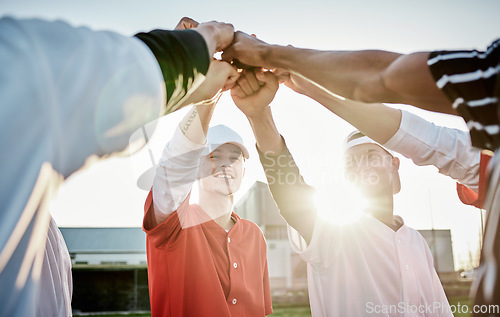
left=365, top=193, right=395, bottom=226
left=198, top=190, right=234, bottom=230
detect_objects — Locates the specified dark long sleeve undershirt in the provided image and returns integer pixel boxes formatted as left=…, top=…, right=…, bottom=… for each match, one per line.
left=135, top=29, right=210, bottom=114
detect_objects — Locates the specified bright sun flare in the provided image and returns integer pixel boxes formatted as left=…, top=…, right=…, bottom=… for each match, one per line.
left=314, top=182, right=367, bottom=226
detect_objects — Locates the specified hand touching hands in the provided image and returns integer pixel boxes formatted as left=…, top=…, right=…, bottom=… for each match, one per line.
left=180, top=60, right=239, bottom=107
left=175, top=17, right=235, bottom=57
left=203, top=60, right=239, bottom=99
left=222, top=31, right=274, bottom=69
left=231, top=69, right=279, bottom=119
left=231, top=68, right=284, bottom=157
left=174, top=17, right=199, bottom=30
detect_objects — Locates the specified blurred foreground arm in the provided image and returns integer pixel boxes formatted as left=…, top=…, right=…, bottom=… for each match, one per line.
left=0, top=16, right=231, bottom=317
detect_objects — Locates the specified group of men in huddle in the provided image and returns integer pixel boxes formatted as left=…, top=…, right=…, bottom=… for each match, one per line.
left=1, top=15, right=498, bottom=317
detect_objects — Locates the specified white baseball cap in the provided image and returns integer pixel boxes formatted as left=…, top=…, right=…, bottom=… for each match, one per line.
left=201, top=125, right=249, bottom=159
left=344, top=130, right=394, bottom=156
left=344, top=130, right=400, bottom=194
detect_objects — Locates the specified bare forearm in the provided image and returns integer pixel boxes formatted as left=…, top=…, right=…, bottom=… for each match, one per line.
left=268, top=46, right=399, bottom=99
left=179, top=103, right=215, bottom=144
left=267, top=46, right=454, bottom=114
left=247, top=107, right=284, bottom=155
left=333, top=102, right=401, bottom=144
left=308, top=92, right=402, bottom=144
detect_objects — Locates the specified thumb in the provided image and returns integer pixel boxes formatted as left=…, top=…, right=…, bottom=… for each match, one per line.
left=256, top=70, right=279, bottom=90
left=223, top=71, right=239, bottom=91
left=273, top=68, right=290, bottom=84
left=221, top=49, right=234, bottom=63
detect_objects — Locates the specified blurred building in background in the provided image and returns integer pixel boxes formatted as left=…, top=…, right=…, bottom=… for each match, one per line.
left=234, top=181, right=307, bottom=290
left=60, top=227, right=149, bottom=312
left=419, top=229, right=455, bottom=273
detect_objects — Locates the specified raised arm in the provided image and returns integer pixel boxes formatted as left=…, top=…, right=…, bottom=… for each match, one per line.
left=151, top=61, right=238, bottom=226
left=231, top=69, right=316, bottom=243
left=222, top=32, right=453, bottom=114
left=280, top=71, right=481, bottom=190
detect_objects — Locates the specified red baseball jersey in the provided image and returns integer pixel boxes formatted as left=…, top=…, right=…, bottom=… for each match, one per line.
left=143, top=192, right=273, bottom=316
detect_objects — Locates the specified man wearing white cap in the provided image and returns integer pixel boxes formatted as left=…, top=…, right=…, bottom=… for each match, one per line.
left=142, top=74, right=272, bottom=315
left=232, top=69, right=451, bottom=316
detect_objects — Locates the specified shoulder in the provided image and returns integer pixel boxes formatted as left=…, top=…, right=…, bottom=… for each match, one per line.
left=237, top=219, right=266, bottom=239
left=402, top=225, right=430, bottom=245
left=239, top=218, right=263, bottom=231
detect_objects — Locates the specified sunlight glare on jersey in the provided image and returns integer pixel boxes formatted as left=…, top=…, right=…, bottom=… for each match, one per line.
left=314, top=182, right=366, bottom=226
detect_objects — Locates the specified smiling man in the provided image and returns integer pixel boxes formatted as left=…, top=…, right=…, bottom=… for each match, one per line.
left=142, top=61, right=272, bottom=317
left=232, top=68, right=452, bottom=317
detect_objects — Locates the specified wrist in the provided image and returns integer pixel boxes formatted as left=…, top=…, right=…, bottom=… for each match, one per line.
left=264, top=45, right=293, bottom=69
left=194, top=26, right=217, bottom=56
left=245, top=106, right=272, bottom=122
left=247, top=109, right=284, bottom=155
left=311, top=90, right=339, bottom=105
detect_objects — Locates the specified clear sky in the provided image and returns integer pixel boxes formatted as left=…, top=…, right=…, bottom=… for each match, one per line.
left=2, top=0, right=499, bottom=270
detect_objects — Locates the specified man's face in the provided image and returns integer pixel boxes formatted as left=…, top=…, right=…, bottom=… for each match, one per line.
left=344, top=143, right=398, bottom=196
left=198, top=143, right=245, bottom=196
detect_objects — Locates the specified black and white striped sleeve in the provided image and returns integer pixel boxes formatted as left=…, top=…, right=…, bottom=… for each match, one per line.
left=428, top=39, right=500, bottom=150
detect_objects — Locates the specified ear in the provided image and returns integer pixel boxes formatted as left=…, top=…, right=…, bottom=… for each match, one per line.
left=391, top=157, right=401, bottom=194
left=392, top=156, right=400, bottom=173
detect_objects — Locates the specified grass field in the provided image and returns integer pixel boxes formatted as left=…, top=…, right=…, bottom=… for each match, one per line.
left=449, top=296, right=472, bottom=317
left=74, top=296, right=476, bottom=317
left=74, top=306, right=312, bottom=317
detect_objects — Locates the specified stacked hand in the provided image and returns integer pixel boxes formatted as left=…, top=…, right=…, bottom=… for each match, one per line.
left=274, top=69, right=322, bottom=98
left=176, top=19, right=274, bottom=71
left=222, top=31, right=273, bottom=69
left=179, top=60, right=239, bottom=108
left=174, top=17, right=239, bottom=107
left=174, top=18, right=283, bottom=112
left=175, top=17, right=235, bottom=57
left=231, top=68, right=279, bottom=119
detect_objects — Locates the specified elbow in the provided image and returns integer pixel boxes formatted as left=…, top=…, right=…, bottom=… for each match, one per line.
left=352, top=87, right=374, bottom=104
left=352, top=74, right=398, bottom=104
left=352, top=80, right=382, bottom=104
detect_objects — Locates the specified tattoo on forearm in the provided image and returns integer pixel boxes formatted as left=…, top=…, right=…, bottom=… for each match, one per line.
left=181, top=108, right=199, bottom=135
